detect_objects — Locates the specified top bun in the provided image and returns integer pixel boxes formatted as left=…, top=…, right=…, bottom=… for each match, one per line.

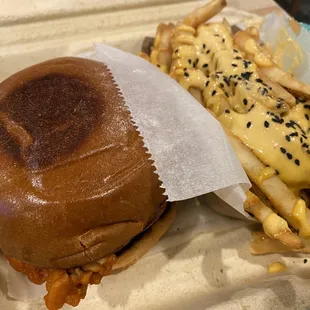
left=0, top=57, right=166, bottom=268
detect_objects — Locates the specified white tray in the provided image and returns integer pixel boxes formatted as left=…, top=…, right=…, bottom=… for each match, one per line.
left=1, top=1, right=309, bottom=310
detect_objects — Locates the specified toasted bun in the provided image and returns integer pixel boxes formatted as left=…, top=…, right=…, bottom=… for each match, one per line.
left=112, top=204, right=176, bottom=273
left=0, top=57, right=166, bottom=269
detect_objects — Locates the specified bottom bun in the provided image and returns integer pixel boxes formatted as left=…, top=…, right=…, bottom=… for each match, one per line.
left=112, top=204, right=176, bottom=273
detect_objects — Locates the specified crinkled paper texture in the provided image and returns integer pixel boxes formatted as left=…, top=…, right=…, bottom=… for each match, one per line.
left=84, top=43, right=251, bottom=213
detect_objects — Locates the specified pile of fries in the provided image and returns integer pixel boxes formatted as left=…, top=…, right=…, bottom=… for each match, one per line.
left=140, top=0, right=310, bottom=254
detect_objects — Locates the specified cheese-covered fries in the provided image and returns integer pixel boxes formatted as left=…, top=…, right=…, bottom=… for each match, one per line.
left=141, top=0, right=310, bottom=254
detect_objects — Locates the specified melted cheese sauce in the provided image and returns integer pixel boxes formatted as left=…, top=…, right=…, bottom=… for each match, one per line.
left=258, top=167, right=276, bottom=184
left=268, top=262, right=287, bottom=273
left=290, top=199, right=310, bottom=238
left=262, top=213, right=289, bottom=239
left=170, top=23, right=310, bottom=193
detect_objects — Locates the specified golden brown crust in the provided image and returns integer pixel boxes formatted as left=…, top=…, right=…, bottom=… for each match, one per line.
left=0, top=57, right=166, bottom=268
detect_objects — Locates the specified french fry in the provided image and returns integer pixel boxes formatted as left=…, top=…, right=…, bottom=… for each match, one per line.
left=225, top=129, right=310, bottom=233
left=257, top=70, right=296, bottom=107
left=234, top=30, right=310, bottom=97
left=244, top=191, right=303, bottom=249
left=245, top=26, right=260, bottom=41
left=250, top=232, right=310, bottom=255
left=189, top=88, right=204, bottom=106
left=143, top=2, right=310, bottom=253
left=150, top=23, right=175, bottom=73
left=138, top=52, right=150, bottom=62
left=183, top=0, right=227, bottom=28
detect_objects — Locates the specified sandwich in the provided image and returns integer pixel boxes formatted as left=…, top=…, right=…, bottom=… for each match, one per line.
left=0, top=57, right=176, bottom=310
left=141, top=0, right=310, bottom=254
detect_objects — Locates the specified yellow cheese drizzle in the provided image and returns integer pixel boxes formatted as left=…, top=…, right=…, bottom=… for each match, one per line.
left=257, top=167, right=276, bottom=184
left=290, top=199, right=310, bottom=238
left=170, top=23, right=310, bottom=193
left=268, top=262, right=287, bottom=273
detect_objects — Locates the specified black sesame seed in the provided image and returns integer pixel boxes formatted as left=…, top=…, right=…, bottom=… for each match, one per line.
left=275, top=170, right=279, bottom=175
left=280, top=147, right=286, bottom=154
left=246, top=121, right=252, bottom=128
left=238, top=77, right=242, bottom=81
left=188, top=59, right=192, bottom=64
left=157, top=64, right=160, bottom=68
left=308, top=150, right=310, bottom=154
left=183, top=68, right=187, bottom=71
left=203, top=63, right=209, bottom=68
left=256, top=78, right=263, bottom=83
left=214, top=34, right=220, bottom=37
left=233, top=49, right=238, bottom=53
left=220, top=83, right=224, bottom=88
left=287, top=153, right=293, bottom=160
left=232, top=63, right=238, bottom=67
left=234, top=82, right=238, bottom=87
left=285, top=123, right=291, bottom=128
left=297, top=97, right=307, bottom=103
left=304, top=259, right=308, bottom=264
left=300, top=137, right=304, bottom=143
left=302, top=134, right=307, bottom=139
left=206, top=81, right=210, bottom=87
left=303, top=143, right=308, bottom=148
left=225, top=109, right=230, bottom=114
left=241, top=72, right=253, bottom=81
left=212, top=90, right=216, bottom=96
left=235, top=56, right=242, bottom=60
left=184, top=72, right=189, bottom=77
left=305, top=104, right=310, bottom=109
left=295, top=159, right=300, bottom=166
left=276, top=103, right=282, bottom=109
left=243, top=60, right=251, bottom=69
left=290, top=132, right=298, bottom=137
left=264, top=121, right=270, bottom=128
left=225, top=92, right=229, bottom=98
left=216, top=71, right=223, bottom=74
left=202, top=44, right=206, bottom=49
left=206, top=49, right=210, bottom=54
left=286, top=135, right=291, bottom=142
left=305, top=114, right=309, bottom=121
left=243, top=98, right=248, bottom=105
left=222, top=38, right=225, bottom=43
left=175, top=49, right=179, bottom=53
left=258, top=87, right=268, bottom=96
left=249, top=104, right=255, bottom=112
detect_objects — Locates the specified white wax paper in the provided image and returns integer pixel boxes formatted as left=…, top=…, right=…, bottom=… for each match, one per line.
left=85, top=43, right=250, bottom=204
